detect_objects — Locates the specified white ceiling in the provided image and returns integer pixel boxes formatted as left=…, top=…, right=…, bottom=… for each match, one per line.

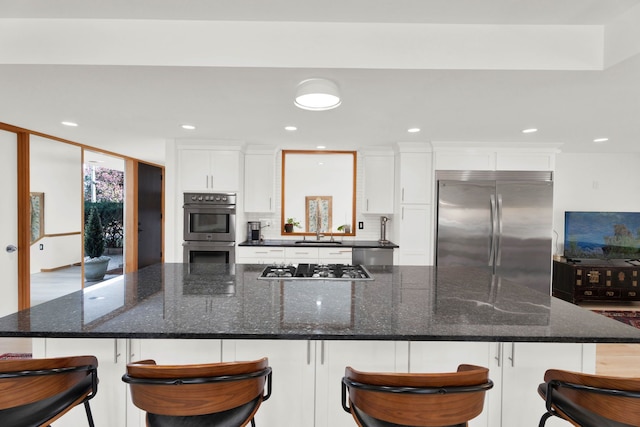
left=2, top=0, right=640, bottom=165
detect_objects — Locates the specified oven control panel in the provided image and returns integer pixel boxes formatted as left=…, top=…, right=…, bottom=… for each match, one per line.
left=184, top=193, right=236, bottom=205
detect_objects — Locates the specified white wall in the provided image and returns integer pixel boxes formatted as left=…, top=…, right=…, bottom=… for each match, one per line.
left=552, top=152, right=640, bottom=256
left=30, top=136, right=82, bottom=273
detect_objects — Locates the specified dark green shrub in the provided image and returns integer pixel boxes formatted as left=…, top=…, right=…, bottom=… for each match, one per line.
left=85, top=207, right=106, bottom=259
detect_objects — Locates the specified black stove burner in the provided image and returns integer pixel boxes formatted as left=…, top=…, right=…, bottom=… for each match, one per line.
left=258, top=264, right=372, bottom=281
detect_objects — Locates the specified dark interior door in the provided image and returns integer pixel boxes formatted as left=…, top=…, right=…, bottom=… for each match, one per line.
left=138, top=163, right=162, bottom=269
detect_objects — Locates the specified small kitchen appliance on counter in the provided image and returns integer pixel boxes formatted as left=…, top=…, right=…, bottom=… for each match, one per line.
left=379, top=216, right=390, bottom=244
left=247, top=221, right=262, bottom=244
left=259, top=264, right=373, bottom=280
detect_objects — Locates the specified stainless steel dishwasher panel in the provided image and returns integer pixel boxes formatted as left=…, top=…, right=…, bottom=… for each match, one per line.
left=352, top=248, right=394, bottom=265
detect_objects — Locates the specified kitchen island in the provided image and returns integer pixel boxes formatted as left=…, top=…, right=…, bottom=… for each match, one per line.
left=0, top=263, right=638, bottom=427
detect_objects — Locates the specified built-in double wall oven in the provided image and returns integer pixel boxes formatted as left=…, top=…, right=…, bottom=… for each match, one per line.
left=183, top=192, right=236, bottom=264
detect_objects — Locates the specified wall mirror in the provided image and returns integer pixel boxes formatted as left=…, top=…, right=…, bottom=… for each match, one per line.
left=281, top=150, right=356, bottom=236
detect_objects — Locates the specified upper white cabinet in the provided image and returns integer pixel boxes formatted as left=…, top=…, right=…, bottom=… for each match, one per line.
left=179, top=148, right=242, bottom=192
left=398, top=151, right=432, bottom=204
left=362, top=152, right=394, bottom=214
left=432, top=143, right=561, bottom=172
left=244, top=149, right=276, bottom=212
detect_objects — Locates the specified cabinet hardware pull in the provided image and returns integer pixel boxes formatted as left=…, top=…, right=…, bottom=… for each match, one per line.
left=495, top=343, right=501, bottom=367
left=114, top=339, right=121, bottom=363
left=307, top=341, right=311, bottom=365
left=508, top=342, right=515, bottom=367
left=321, top=341, right=325, bottom=365
left=402, top=188, right=405, bottom=202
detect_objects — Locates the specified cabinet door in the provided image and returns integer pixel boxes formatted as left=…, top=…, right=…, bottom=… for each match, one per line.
left=245, top=154, right=275, bottom=212
left=318, top=247, right=352, bottom=264
left=409, top=341, right=492, bottom=427
left=496, top=342, right=588, bottom=427
left=363, top=155, right=394, bottom=214
left=211, top=151, right=240, bottom=191
left=316, top=340, right=407, bottom=427
left=34, top=338, right=128, bottom=427
left=236, top=247, right=285, bottom=264
left=398, top=204, right=432, bottom=265
left=222, top=340, right=315, bottom=427
left=399, top=152, right=432, bottom=204
left=180, top=149, right=212, bottom=191
left=285, top=247, right=319, bottom=264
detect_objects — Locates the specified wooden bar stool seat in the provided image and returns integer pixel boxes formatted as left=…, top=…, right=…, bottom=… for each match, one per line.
left=341, top=364, right=493, bottom=427
left=538, top=369, right=640, bottom=426
left=122, top=358, right=272, bottom=427
left=0, top=355, right=98, bottom=427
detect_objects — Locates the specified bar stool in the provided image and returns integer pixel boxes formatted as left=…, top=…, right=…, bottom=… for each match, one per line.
left=341, top=364, right=493, bottom=427
left=122, top=357, right=272, bottom=427
left=0, top=355, right=98, bottom=427
left=538, top=369, right=640, bottom=426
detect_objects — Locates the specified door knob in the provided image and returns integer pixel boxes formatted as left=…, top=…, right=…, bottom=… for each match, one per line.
left=6, top=245, right=17, bottom=253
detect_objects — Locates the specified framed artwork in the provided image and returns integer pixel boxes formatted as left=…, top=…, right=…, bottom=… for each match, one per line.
left=305, top=196, right=332, bottom=233
left=30, top=192, right=44, bottom=243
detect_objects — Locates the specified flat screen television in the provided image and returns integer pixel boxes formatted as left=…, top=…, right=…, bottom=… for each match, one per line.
left=564, top=211, right=640, bottom=259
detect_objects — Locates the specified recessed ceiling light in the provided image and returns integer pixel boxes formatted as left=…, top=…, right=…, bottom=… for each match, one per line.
left=61, top=121, right=78, bottom=127
left=408, top=128, right=421, bottom=133
left=316, top=145, right=326, bottom=149
left=593, top=138, right=609, bottom=143
left=181, top=124, right=196, bottom=130
left=285, top=126, right=297, bottom=131
left=522, top=128, right=538, bottom=134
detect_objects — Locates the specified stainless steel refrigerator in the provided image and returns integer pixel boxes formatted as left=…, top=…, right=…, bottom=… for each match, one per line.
left=436, top=171, right=553, bottom=294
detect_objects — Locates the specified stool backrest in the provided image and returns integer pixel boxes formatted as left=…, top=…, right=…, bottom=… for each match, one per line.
left=0, top=355, right=98, bottom=425
left=544, top=369, right=640, bottom=424
left=124, top=358, right=270, bottom=417
left=343, top=364, right=492, bottom=427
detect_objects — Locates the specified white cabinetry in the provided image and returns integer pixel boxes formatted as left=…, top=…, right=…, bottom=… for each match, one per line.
left=284, top=247, right=319, bottom=263
left=492, top=342, right=594, bottom=427
left=244, top=150, right=276, bottom=212
left=398, top=151, right=432, bottom=204
left=410, top=341, right=595, bottom=427
left=395, top=143, right=433, bottom=265
left=236, top=246, right=286, bottom=264
left=179, top=148, right=242, bottom=192
left=222, top=340, right=405, bottom=427
left=318, top=247, right=352, bottom=263
left=362, top=153, right=394, bottom=214
left=32, top=338, right=128, bottom=427
left=432, top=142, right=560, bottom=172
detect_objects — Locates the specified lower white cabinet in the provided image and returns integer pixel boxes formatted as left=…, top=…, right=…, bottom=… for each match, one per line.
left=318, top=247, right=352, bottom=264
left=236, top=246, right=285, bottom=264
left=221, top=339, right=405, bottom=427
left=236, top=246, right=353, bottom=265
left=493, top=342, right=595, bottom=427
left=410, top=341, right=595, bottom=427
left=32, top=338, right=128, bottom=427
left=397, top=204, right=432, bottom=265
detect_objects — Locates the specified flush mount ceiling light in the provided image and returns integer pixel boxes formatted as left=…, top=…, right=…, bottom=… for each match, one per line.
left=593, top=138, right=609, bottom=143
left=408, top=128, right=421, bottom=133
left=181, top=124, right=196, bottom=130
left=294, top=78, right=341, bottom=111
left=522, top=128, right=538, bottom=134
left=284, top=126, right=297, bottom=131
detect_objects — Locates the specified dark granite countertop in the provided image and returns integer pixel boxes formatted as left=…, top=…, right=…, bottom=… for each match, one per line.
left=238, top=239, right=398, bottom=248
left=0, top=263, right=639, bottom=343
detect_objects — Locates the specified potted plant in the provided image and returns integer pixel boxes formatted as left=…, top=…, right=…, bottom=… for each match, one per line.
left=84, top=207, right=111, bottom=281
left=337, top=224, right=351, bottom=233
left=284, top=218, right=300, bottom=233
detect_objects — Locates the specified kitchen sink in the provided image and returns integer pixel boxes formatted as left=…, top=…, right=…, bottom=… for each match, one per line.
left=294, top=240, right=342, bottom=245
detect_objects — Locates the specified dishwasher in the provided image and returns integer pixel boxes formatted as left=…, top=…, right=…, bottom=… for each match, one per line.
left=352, top=248, right=394, bottom=265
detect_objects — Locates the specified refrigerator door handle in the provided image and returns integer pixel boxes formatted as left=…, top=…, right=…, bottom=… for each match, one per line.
left=489, top=194, right=496, bottom=267
left=496, top=193, right=503, bottom=266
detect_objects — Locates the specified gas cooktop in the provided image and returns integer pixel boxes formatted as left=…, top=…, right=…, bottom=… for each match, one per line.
left=258, top=264, right=373, bottom=281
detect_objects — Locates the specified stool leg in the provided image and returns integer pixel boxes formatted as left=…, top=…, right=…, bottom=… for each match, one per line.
left=539, top=412, right=552, bottom=427
left=84, top=401, right=95, bottom=427
left=251, top=418, right=256, bottom=427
